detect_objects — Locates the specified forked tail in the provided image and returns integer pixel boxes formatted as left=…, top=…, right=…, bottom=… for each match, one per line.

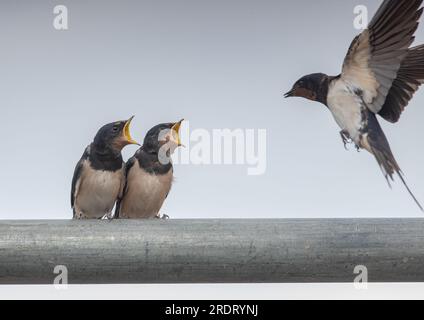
left=372, top=145, right=423, bottom=212
left=365, top=113, right=423, bottom=212
left=396, top=171, right=423, bottom=212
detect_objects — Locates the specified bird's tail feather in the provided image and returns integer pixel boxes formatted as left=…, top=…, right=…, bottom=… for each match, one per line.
left=114, top=200, right=121, bottom=219
left=396, top=170, right=423, bottom=212
left=363, top=112, right=423, bottom=212
left=369, top=139, right=423, bottom=212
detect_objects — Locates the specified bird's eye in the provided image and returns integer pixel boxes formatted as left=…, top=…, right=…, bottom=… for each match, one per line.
left=112, top=125, right=120, bottom=132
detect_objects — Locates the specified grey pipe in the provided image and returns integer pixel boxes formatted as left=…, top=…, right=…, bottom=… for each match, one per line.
left=0, top=219, right=423, bottom=284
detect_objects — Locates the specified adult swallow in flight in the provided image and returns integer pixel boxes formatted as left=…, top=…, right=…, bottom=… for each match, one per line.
left=115, top=120, right=184, bottom=219
left=71, top=117, right=139, bottom=219
left=285, top=0, right=424, bottom=211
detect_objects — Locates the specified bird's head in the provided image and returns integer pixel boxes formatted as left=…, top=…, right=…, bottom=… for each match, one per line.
left=284, top=73, right=329, bottom=104
left=94, top=116, right=140, bottom=152
left=143, top=119, right=184, bottom=157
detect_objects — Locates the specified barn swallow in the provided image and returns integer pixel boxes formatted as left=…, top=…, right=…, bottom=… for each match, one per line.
left=285, top=0, right=424, bottom=211
left=115, top=120, right=184, bottom=219
left=71, top=117, right=139, bottom=219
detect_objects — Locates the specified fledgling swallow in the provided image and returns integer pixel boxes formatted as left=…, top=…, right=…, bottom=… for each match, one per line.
left=71, top=117, right=139, bottom=219
left=115, top=120, right=184, bottom=219
left=285, top=0, right=424, bottom=211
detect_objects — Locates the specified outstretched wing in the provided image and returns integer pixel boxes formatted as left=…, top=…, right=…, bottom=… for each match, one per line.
left=379, top=45, right=424, bottom=122
left=114, top=156, right=136, bottom=219
left=71, top=147, right=89, bottom=213
left=341, top=0, right=423, bottom=114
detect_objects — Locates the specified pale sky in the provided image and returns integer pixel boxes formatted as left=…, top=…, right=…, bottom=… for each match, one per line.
left=1, top=0, right=423, bottom=219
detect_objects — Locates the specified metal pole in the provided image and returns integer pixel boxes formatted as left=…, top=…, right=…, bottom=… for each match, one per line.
left=0, top=219, right=424, bottom=284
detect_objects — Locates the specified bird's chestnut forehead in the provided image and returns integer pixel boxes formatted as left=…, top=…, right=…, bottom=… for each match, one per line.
left=295, top=87, right=316, bottom=98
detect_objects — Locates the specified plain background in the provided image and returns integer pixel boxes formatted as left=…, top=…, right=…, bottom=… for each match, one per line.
left=1, top=283, right=424, bottom=300
left=1, top=0, right=423, bottom=220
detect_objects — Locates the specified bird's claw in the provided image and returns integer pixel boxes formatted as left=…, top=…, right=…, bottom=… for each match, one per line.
left=101, top=213, right=115, bottom=221
left=339, top=131, right=362, bottom=152
left=340, top=131, right=351, bottom=150
left=156, top=214, right=170, bottom=220
left=355, top=144, right=361, bottom=152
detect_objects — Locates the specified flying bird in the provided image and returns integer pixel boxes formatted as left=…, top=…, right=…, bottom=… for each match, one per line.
left=115, top=120, right=184, bottom=219
left=285, top=0, right=424, bottom=211
left=71, top=117, right=139, bottom=219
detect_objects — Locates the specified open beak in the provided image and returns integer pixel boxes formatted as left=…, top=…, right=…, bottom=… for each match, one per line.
left=171, top=119, right=184, bottom=147
left=284, top=89, right=295, bottom=98
left=123, top=116, right=140, bottom=145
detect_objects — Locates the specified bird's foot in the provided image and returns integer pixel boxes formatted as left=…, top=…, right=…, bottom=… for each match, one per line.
left=340, top=130, right=351, bottom=150
left=101, top=213, right=114, bottom=220
left=156, top=213, right=170, bottom=220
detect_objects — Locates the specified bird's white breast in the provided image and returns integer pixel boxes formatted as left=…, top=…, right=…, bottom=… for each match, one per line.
left=327, top=78, right=365, bottom=144
left=75, top=160, right=124, bottom=219
left=120, top=163, right=174, bottom=219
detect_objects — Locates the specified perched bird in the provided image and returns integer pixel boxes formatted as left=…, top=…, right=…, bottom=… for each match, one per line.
left=285, top=0, right=424, bottom=211
left=71, top=117, right=139, bottom=219
left=115, top=120, right=184, bottom=219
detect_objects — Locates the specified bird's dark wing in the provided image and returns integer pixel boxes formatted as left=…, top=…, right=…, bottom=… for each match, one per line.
left=71, top=147, right=89, bottom=212
left=341, top=0, right=423, bottom=114
left=114, top=156, right=136, bottom=219
left=379, top=45, right=424, bottom=123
